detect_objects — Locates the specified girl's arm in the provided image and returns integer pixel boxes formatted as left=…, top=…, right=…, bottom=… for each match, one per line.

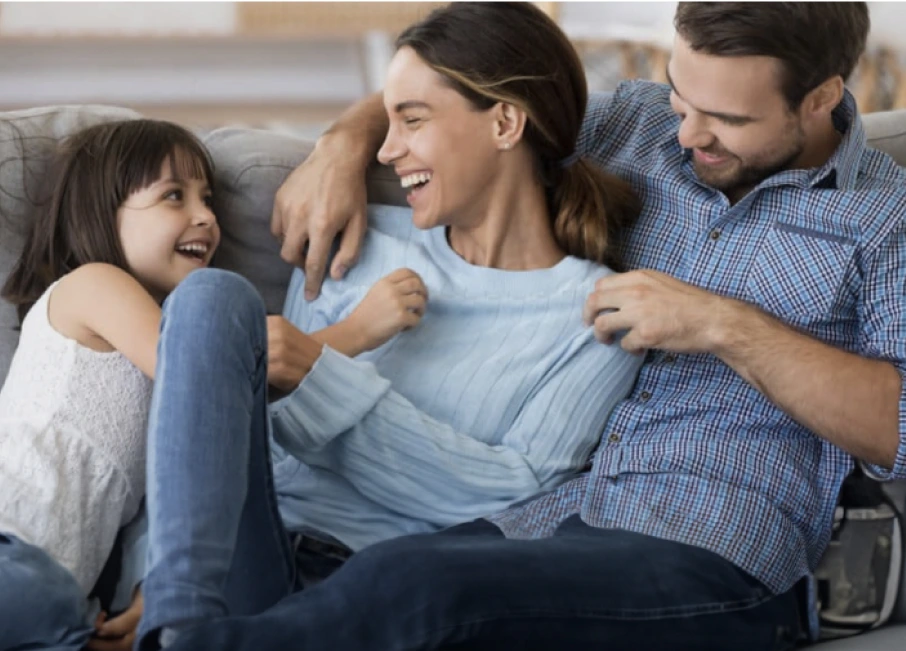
left=49, top=263, right=162, bottom=379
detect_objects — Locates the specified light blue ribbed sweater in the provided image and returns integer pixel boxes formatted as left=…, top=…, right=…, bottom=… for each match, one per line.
left=269, top=204, right=641, bottom=550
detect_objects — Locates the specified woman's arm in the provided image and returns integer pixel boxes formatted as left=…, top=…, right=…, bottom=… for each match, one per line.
left=272, top=337, right=640, bottom=525
left=49, top=263, right=161, bottom=379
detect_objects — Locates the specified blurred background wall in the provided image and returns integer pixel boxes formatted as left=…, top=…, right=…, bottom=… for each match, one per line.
left=1, top=2, right=904, bottom=135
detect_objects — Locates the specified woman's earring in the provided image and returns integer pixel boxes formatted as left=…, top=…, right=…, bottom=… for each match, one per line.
left=502, top=142, right=512, bottom=150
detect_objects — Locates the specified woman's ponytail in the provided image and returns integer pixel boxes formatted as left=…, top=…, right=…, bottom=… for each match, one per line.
left=551, top=158, right=639, bottom=270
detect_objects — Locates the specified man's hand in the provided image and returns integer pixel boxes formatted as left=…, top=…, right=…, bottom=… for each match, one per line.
left=267, top=316, right=325, bottom=393
left=271, top=139, right=369, bottom=302
left=86, top=589, right=142, bottom=651
left=583, top=270, right=736, bottom=355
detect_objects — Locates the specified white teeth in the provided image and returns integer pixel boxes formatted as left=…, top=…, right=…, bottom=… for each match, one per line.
left=176, top=243, right=208, bottom=255
left=400, top=172, right=432, bottom=189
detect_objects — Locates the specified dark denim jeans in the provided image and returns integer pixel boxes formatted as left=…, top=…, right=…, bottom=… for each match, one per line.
left=138, top=269, right=801, bottom=651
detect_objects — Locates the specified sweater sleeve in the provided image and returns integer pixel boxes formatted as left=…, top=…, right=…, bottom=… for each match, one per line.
left=270, top=334, right=640, bottom=526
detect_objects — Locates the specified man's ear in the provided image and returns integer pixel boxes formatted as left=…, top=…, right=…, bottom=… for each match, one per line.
left=492, top=102, right=528, bottom=151
left=802, top=76, right=845, bottom=119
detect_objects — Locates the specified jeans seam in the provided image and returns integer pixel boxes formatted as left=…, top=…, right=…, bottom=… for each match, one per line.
left=253, top=347, right=296, bottom=591
left=411, top=590, right=777, bottom=648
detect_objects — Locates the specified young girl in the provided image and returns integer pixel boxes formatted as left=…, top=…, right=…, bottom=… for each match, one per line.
left=0, top=118, right=220, bottom=650
left=0, top=119, right=437, bottom=650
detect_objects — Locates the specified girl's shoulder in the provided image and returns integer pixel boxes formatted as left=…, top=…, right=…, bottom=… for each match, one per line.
left=49, top=264, right=150, bottom=354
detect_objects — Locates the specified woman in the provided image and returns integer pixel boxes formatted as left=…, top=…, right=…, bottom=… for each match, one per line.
left=137, top=3, right=642, bottom=648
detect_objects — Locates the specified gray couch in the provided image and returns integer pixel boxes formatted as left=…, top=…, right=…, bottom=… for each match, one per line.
left=1, top=105, right=905, bottom=648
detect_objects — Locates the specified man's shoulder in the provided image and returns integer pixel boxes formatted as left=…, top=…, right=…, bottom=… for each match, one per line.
left=581, top=80, right=677, bottom=159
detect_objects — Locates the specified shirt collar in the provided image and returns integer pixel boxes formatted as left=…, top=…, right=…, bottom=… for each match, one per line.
left=809, top=88, right=865, bottom=191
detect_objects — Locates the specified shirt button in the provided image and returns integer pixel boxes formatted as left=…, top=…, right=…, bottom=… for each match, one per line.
left=663, top=353, right=676, bottom=363
left=639, top=391, right=651, bottom=402
left=709, top=229, right=721, bottom=241
left=608, top=433, right=622, bottom=443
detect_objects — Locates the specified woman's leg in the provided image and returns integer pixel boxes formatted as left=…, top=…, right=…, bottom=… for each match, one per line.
left=160, top=516, right=802, bottom=651
left=137, top=269, right=295, bottom=647
left=0, top=533, right=94, bottom=650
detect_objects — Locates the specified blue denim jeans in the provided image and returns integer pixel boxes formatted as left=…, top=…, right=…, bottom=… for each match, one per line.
left=0, top=533, right=95, bottom=650
left=137, top=269, right=296, bottom=647
left=138, top=269, right=802, bottom=651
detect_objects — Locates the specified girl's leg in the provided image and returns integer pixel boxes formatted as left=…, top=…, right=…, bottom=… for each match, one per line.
left=137, top=269, right=295, bottom=648
left=0, top=533, right=94, bottom=650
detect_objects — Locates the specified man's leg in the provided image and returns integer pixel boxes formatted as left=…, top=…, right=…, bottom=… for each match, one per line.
left=137, top=269, right=295, bottom=647
left=160, top=515, right=801, bottom=651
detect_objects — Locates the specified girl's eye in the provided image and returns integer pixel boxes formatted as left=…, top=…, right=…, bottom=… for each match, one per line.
left=203, top=195, right=214, bottom=208
left=165, top=189, right=184, bottom=202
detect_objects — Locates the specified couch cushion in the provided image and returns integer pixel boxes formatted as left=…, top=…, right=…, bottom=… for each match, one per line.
left=0, top=105, right=904, bottom=387
left=0, top=105, right=141, bottom=383
left=864, top=109, right=906, bottom=167
left=202, top=127, right=407, bottom=315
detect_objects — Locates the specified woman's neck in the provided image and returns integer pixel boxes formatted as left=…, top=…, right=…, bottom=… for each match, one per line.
left=446, top=177, right=565, bottom=270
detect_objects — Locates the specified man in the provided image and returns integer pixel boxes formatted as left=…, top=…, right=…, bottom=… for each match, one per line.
left=155, top=3, right=905, bottom=649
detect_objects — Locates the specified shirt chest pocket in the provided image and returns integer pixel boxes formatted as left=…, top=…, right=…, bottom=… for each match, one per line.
left=744, top=222, right=857, bottom=324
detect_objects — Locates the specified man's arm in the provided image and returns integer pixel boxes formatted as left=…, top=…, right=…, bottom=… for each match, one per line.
left=271, top=92, right=388, bottom=299
left=712, top=298, right=899, bottom=467
left=584, top=269, right=901, bottom=469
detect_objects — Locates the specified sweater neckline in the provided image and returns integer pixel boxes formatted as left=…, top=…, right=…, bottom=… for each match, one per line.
left=425, top=226, right=590, bottom=296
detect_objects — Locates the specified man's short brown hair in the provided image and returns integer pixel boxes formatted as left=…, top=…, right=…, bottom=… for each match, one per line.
left=674, top=2, right=870, bottom=109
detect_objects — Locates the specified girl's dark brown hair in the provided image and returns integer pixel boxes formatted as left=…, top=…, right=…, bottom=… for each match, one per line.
left=396, top=2, right=639, bottom=269
left=1, top=119, right=214, bottom=322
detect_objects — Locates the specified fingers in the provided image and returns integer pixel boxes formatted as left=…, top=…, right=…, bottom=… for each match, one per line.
left=331, top=211, right=367, bottom=281
left=583, top=289, right=618, bottom=326
left=95, top=606, right=141, bottom=637
left=400, top=292, right=427, bottom=316
left=280, top=217, right=309, bottom=270
left=303, top=225, right=336, bottom=301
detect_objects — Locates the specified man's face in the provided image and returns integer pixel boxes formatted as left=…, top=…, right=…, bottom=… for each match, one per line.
left=667, top=35, right=806, bottom=199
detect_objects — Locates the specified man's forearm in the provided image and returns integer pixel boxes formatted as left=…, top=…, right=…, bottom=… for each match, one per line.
left=318, top=92, right=388, bottom=166
left=711, top=300, right=901, bottom=468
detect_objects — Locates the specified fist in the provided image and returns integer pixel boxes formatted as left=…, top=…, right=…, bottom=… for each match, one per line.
left=267, top=316, right=325, bottom=392
left=348, top=268, right=428, bottom=351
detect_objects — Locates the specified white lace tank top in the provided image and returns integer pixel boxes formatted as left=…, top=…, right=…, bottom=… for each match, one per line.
left=0, top=282, right=153, bottom=594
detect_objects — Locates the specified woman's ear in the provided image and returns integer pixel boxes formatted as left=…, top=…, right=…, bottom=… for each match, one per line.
left=492, top=102, right=527, bottom=151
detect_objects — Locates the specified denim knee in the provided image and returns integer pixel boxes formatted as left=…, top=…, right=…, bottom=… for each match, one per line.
left=162, top=269, right=267, bottom=347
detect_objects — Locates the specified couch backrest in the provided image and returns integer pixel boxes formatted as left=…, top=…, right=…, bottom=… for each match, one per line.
left=1, top=106, right=905, bottom=386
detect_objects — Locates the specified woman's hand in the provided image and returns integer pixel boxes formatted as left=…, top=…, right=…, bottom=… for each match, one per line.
left=86, top=588, right=143, bottom=651
left=346, top=268, right=428, bottom=352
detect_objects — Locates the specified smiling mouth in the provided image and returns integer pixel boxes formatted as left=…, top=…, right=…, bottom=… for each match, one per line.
left=175, top=242, right=210, bottom=262
left=400, top=172, right=432, bottom=191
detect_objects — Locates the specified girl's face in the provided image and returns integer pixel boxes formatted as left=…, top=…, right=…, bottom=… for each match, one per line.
left=377, top=47, right=503, bottom=230
left=117, top=156, right=220, bottom=301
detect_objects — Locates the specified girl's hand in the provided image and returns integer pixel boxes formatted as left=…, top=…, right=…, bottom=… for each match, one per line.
left=347, top=268, right=428, bottom=351
left=86, top=588, right=143, bottom=651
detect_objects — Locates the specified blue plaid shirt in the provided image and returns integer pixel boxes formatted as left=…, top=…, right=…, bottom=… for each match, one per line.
left=487, top=81, right=906, bottom=600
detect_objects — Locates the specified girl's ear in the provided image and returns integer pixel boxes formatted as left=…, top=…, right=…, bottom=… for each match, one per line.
left=491, top=102, right=528, bottom=151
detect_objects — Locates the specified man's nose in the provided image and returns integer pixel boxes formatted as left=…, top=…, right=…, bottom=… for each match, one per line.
left=677, top=112, right=714, bottom=151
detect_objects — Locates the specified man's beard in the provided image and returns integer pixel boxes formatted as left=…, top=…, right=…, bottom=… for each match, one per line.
left=693, top=124, right=806, bottom=197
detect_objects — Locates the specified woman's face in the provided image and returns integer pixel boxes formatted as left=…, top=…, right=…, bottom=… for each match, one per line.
left=378, top=47, right=502, bottom=230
